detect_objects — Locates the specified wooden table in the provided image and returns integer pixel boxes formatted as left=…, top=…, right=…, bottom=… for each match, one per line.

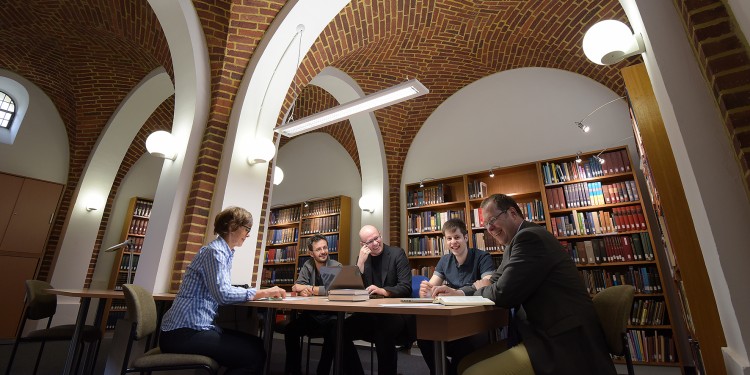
left=242, top=297, right=506, bottom=375
left=46, top=288, right=175, bottom=375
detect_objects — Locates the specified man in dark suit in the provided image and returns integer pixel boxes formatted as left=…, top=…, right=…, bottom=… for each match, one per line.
left=445, top=194, right=616, bottom=375
left=323, top=224, right=411, bottom=375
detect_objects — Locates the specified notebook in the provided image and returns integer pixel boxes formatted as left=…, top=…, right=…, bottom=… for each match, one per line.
left=320, top=265, right=365, bottom=292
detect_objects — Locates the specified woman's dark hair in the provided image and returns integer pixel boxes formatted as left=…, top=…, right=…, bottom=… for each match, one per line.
left=214, top=206, right=252, bottom=236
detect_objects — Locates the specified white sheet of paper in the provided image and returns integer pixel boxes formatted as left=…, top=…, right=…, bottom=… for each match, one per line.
left=379, top=303, right=442, bottom=307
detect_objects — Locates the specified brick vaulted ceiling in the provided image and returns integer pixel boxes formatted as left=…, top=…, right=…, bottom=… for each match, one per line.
left=1, top=1, right=748, bottom=282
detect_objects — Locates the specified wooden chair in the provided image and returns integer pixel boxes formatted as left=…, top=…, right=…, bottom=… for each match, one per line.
left=5, top=280, right=101, bottom=375
left=593, top=284, right=636, bottom=375
left=120, top=284, right=219, bottom=374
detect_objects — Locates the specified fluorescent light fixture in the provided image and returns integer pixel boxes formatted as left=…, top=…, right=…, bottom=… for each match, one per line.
left=275, top=79, right=428, bottom=137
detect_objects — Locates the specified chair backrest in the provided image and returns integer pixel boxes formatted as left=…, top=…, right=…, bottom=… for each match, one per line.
left=25, top=280, right=57, bottom=320
left=122, top=284, right=158, bottom=340
left=411, top=275, right=429, bottom=298
left=592, top=285, right=635, bottom=355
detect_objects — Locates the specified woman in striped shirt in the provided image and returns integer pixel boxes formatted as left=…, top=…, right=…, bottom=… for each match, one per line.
left=160, top=206, right=286, bottom=374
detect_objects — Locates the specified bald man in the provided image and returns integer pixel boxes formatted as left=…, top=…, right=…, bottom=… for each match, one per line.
left=321, top=225, right=412, bottom=375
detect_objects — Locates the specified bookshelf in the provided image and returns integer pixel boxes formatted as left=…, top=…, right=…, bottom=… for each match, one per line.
left=262, top=195, right=351, bottom=289
left=404, top=150, right=686, bottom=370
left=622, top=63, right=724, bottom=374
left=102, top=196, right=152, bottom=331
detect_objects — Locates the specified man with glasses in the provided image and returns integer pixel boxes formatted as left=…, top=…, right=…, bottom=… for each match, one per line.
left=284, top=234, right=341, bottom=375
left=324, top=224, right=412, bottom=375
left=453, top=194, right=616, bottom=375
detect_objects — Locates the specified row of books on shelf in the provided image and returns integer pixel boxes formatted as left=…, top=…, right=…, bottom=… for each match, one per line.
left=301, top=215, right=339, bottom=235
left=407, top=210, right=465, bottom=233
left=261, top=267, right=294, bottom=286
left=113, top=272, right=133, bottom=290
left=267, top=227, right=298, bottom=245
left=551, top=206, right=646, bottom=238
left=625, top=330, right=678, bottom=363
left=125, top=236, right=145, bottom=253
left=579, top=266, right=662, bottom=294
left=546, top=180, right=639, bottom=210
left=470, top=200, right=545, bottom=229
left=133, top=200, right=153, bottom=217
left=467, top=180, right=488, bottom=199
left=299, top=234, right=340, bottom=253
left=128, top=218, right=149, bottom=235
left=302, top=197, right=342, bottom=217
left=411, top=266, right=435, bottom=278
left=118, top=254, right=139, bottom=271
left=473, top=232, right=503, bottom=251
left=407, top=236, right=446, bottom=257
left=542, top=150, right=631, bottom=185
left=264, top=246, right=297, bottom=264
left=631, top=298, right=667, bottom=326
left=406, top=183, right=450, bottom=208
left=560, top=233, right=655, bottom=264
left=105, top=310, right=127, bottom=330
left=270, top=206, right=300, bottom=225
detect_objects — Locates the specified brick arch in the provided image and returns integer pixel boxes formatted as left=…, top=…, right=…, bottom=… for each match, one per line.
left=279, top=0, right=632, bottom=245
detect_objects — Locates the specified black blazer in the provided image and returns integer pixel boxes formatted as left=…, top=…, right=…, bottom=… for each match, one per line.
left=475, top=221, right=616, bottom=375
left=360, top=244, right=412, bottom=298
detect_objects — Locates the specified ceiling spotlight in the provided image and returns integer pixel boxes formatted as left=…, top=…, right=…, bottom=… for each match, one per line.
left=576, top=121, right=590, bottom=133
left=575, top=152, right=582, bottom=164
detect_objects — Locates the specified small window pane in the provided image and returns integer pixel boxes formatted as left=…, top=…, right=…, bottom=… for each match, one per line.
left=0, top=91, right=16, bottom=129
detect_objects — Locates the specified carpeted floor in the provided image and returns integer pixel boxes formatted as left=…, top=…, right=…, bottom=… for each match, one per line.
left=0, top=336, right=431, bottom=374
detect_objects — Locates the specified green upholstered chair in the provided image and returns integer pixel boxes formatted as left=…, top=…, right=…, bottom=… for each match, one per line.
left=120, top=284, right=219, bottom=374
left=5, top=280, right=102, bottom=375
left=593, top=284, right=636, bottom=375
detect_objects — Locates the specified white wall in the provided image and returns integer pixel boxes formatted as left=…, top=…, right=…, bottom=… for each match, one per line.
left=728, top=0, right=750, bottom=45
left=90, top=153, right=163, bottom=289
left=271, top=132, right=362, bottom=265
left=0, top=69, right=68, bottom=183
left=402, top=67, right=636, bottom=246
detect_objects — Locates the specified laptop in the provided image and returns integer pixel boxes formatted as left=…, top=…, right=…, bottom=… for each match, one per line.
left=319, top=265, right=365, bottom=292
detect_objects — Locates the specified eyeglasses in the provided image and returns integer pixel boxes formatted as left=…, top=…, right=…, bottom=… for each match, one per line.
left=362, top=235, right=381, bottom=246
left=242, top=225, right=252, bottom=232
left=484, top=210, right=508, bottom=229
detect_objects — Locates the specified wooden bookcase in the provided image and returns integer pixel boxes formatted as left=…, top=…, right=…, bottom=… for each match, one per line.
left=623, top=63, right=724, bottom=374
left=404, top=151, right=686, bottom=370
left=102, top=196, right=152, bottom=331
left=262, top=195, right=351, bottom=289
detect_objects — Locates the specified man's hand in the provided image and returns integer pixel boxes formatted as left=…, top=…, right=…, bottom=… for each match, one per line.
left=365, top=284, right=388, bottom=297
left=357, top=245, right=371, bottom=272
left=255, top=286, right=286, bottom=299
left=419, top=280, right=433, bottom=298
left=431, top=285, right=464, bottom=297
left=299, top=286, right=313, bottom=297
left=473, top=278, right=491, bottom=290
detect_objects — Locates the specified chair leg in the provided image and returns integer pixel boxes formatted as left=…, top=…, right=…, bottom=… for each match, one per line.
left=305, top=336, right=311, bottom=375
left=33, top=339, right=47, bottom=375
left=370, top=342, right=374, bottom=375
left=4, top=339, right=21, bottom=375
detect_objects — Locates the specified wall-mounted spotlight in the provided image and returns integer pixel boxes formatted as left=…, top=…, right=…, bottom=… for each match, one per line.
left=575, top=152, right=583, bottom=164
left=573, top=96, right=626, bottom=134
left=247, top=138, right=277, bottom=165
left=418, top=177, right=436, bottom=188
left=273, top=166, right=284, bottom=185
left=583, top=20, right=645, bottom=65
left=145, top=130, right=177, bottom=160
left=595, top=155, right=605, bottom=165
left=359, top=196, right=375, bottom=213
left=575, top=121, right=590, bottom=133
left=489, top=168, right=495, bottom=178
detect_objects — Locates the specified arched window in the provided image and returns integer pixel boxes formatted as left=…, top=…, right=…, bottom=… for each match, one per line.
left=0, top=91, right=15, bottom=129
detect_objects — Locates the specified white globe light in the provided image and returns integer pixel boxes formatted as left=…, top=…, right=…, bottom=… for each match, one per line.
left=583, top=20, right=638, bottom=65
left=247, top=138, right=276, bottom=165
left=273, top=166, right=284, bottom=185
left=145, top=131, right=177, bottom=160
left=359, top=195, right=375, bottom=213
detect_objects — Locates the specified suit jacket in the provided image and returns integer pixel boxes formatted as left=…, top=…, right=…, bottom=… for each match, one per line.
left=360, top=244, right=412, bottom=298
left=474, top=221, right=616, bottom=375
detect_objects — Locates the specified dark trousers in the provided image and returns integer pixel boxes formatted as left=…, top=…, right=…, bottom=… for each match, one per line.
left=284, top=312, right=337, bottom=375
left=322, top=313, right=408, bottom=375
left=417, top=332, right=489, bottom=375
left=160, top=327, right=265, bottom=375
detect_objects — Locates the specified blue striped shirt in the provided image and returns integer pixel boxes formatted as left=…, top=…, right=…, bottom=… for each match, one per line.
left=161, top=236, right=256, bottom=331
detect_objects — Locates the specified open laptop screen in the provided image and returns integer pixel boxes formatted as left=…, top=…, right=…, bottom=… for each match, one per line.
left=319, top=265, right=365, bottom=292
